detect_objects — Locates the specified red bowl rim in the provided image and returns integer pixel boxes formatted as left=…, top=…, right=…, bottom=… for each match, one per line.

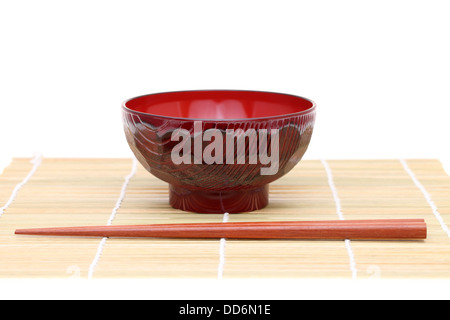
left=122, top=89, right=316, bottom=122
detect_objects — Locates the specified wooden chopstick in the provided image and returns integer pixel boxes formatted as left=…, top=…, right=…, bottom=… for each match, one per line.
left=15, top=219, right=427, bottom=240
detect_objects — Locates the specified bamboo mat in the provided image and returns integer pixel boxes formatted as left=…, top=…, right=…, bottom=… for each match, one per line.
left=0, top=157, right=449, bottom=279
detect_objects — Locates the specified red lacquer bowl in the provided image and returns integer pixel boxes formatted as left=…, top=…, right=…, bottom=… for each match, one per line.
left=122, top=90, right=316, bottom=213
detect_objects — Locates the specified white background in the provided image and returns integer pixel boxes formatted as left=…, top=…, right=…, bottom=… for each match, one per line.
left=1, top=0, right=450, bottom=299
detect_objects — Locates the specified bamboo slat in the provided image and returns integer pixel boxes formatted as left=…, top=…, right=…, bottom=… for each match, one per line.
left=0, top=158, right=449, bottom=279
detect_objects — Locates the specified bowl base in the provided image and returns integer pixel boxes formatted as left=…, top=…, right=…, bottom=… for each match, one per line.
left=169, top=185, right=269, bottom=214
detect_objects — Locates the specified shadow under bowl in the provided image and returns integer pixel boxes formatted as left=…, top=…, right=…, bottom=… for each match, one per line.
left=122, top=90, right=316, bottom=213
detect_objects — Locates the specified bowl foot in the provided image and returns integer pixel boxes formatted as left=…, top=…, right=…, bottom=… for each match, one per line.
left=169, top=185, right=269, bottom=213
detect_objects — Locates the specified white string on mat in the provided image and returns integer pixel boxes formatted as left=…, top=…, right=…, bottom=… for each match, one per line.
left=321, top=159, right=358, bottom=280
left=0, top=153, right=43, bottom=218
left=400, top=159, right=450, bottom=237
left=88, top=157, right=138, bottom=279
left=217, top=212, right=229, bottom=280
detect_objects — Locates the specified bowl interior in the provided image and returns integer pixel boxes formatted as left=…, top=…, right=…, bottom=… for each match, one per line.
left=124, top=90, right=314, bottom=120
